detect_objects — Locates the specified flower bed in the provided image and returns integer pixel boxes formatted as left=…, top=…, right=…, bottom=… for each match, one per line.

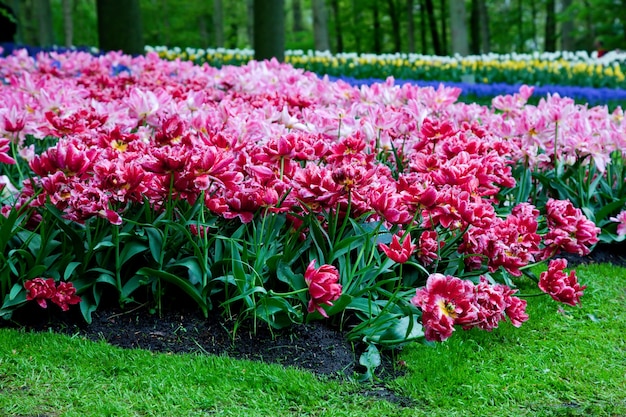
left=0, top=49, right=624, bottom=355
left=146, top=46, right=626, bottom=90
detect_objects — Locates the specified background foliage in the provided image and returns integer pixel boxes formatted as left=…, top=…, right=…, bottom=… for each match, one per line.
left=4, top=0, right=626, bottom=56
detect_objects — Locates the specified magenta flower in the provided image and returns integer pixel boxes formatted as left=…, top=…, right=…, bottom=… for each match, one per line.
left=25, top=278, right=81, bottom=311
left=468, top=278, right=528, bottom=331
left=417, top=230, right=443, bottom=265
left=0, top=138, right=15, bottom=165
left=539, top=258, right=586, bottom=306
left=379, top=231, right=416, bottom=264
left=542, top=199, right=600, bottom=257
left=51, top=282, right=81, bottom=311
left=411, top=274, right=478, bottom=341
left=304, top=260, right=342, bottom=318
left=25, top=278, right=57, bottom=309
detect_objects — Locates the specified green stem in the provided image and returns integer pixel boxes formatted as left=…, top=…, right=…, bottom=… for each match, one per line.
left=112, top=225, right=122, bottom=293
left=268, top=288, right=308, bottom=297
left=10, top=141, right=24, bottom=186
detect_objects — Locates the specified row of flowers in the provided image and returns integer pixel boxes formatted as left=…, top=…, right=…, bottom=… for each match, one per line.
left=4, top=43, right=626, bottom=101
left=146, top=45, right=626, bottom=90
left=0, top=48, right=622, bottom=348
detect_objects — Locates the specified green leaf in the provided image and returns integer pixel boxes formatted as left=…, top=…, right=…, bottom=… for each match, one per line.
left=276, top=260, right=306, bottom=291
left=358, top=343, right=381, bottom=382
left=119, top=240, right=148, bottom=267
left=63, top=261, right=82, bottom=281
left=121, top=275, right=148, bottom=300
left=170, top=257, right=206, bottom=286
left=347, top=297, right=383, bottom=316
left=255, top=296, right=302, bottom=329
left=145, top=227, right=163, bottom=263
left=24, top=265, right=47, bottom=280
left=136, top=267, right=207, bottom=317
left=596, top=196, right=626, bottom=223
left=80, top=292, right=99, bottom=324
left=9, top=283, right=24, bottom=301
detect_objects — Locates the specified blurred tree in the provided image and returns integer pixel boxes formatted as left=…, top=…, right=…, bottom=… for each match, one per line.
left=545, top=0, right=556, bottom=51
left=560, top=0, right=575, bottom=50
left=407, top=0, right=415, bottom=52
left=424, top=0, right=441, bottom=54
left=387, top=0, right=401, bottom=51
left=35, top=0, right=54, bottom=46
left=312, top=0, right=329, bottom=51
left=330, top=0, right=343, bottom=52
left=449, top=0, right=468, bottom=55
left=439, top=0, right=446, bottom=54
left=97, top=0, right=144, bottom=54
left=373, top=0, right=381, bottom=53
left=214, top=0, right=224, bottom=47
left=253, top=0, right=285, bottom=61
left=292, top=0, right=304, bottom=32
left=61, top=0, right=73, bottom=46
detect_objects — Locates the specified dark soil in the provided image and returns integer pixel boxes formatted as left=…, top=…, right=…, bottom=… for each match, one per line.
left=2, top=242, right=624, bottom=407
left=559, top=242, right=626, bottom=269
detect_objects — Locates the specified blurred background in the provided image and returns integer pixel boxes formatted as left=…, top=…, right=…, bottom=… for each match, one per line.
left=1, top=0, right=624, bottom=56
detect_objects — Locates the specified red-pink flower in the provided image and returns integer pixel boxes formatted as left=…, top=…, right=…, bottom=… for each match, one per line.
left=304, top=260, right=342, bottom=318
left=539, top=258, right=586, bottom=306
left=0, top=138, right=15, bottom=165
left=379, top=231, right=416, bottom=264
left=411, top=273, right=478, bottom=341
left=417, top=230, right=443, bottom=265
left=25, top=278, right=81, bottom=311
left=51, top=281, right=81, bottom=311
left=467, top=278, right=528, bottom=331
left=542, top=199, right=600, bottom=257
left=25, top=278, right=56, bottom=309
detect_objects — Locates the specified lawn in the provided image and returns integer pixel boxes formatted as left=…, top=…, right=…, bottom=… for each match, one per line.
left=1, top=261, right=624, bottom=417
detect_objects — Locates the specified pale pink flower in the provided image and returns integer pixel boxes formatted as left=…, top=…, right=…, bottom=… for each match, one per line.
left=609, top=210, right=626, bottom=237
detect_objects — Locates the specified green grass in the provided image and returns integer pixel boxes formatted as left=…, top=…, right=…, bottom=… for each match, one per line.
left=1, top=263, right=625, bottom=417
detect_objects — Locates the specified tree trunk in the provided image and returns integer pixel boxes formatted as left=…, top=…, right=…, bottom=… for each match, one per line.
left=97, top=0, right=144, bottom=55
left=247, top=0, right=254, bottom=46
left=34, top=0, right=54, bottom=46
left=312, top=0, right=330, bottom=51
left=292, top=0, right=304, bottom=32
left=61, top=0, right=73, bottom=47
left=373, top=0, right=382, bottom=53
left=253, top=0, right=285, bottom=61
left=440, top=0, right=447, bottom=54
left=198, top=14, right=209, bottom=48
left=470, top=0, right=479, bottom=54
left=351, top=0, right=362, bottom=52
left=477, top=0, right=489, bottom=53
left=545, top=0, right=556, bottom=52
left=159, top=0, right=170, bottom=45
left=560, top=0, right=574, bottom=50
left=419, top=0, right=427, bottom=53
left=517, top=0, right=523, bottom=51
left=214, top=0, right=225, bottom=47
left=330, top=0, right=343, bottom=52
left=386, top=0, right=402, bottom=52
left=530, top=0, right=537, bottom=49
left=424, top=0, right=441, bottom=54
left=449, top=0, right=468, bottom=55
left=407, top=0, right=415, bottom=53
